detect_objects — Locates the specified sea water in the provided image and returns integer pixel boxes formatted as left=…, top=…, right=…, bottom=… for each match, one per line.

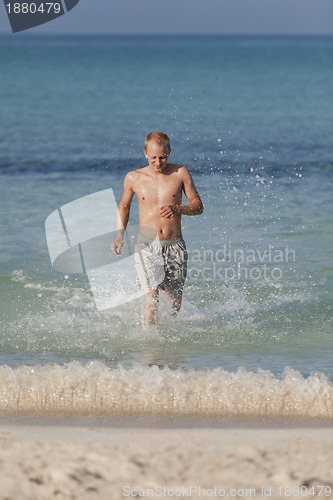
left=0, top=35, right=332, bottom=419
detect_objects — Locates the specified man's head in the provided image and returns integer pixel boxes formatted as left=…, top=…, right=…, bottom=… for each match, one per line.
left=144, top=132, right=171, bottom=173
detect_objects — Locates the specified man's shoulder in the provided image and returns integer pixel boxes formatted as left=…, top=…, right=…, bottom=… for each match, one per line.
left=169, top=164, right=192, bottom=181
left=167, top=163, right=189, bottom=175
left=125, top=167, right=146, bottom=180
left=124, top=167, right=148, bottom=189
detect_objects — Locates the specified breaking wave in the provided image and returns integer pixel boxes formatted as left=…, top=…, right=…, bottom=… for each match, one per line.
left=0, top=362, right=332, bottom=419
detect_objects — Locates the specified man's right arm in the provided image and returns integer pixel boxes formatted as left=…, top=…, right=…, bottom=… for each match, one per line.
left=111, top=172, right=135, bottom=255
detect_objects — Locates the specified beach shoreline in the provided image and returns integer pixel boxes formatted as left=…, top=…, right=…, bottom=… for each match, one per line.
left=0, top=421, right=332, bottom=500
left=1, top=411, right=333, bottom=429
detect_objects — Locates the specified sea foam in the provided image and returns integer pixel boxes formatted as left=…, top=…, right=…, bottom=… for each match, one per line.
left=0, top=362, right=331, bottom=418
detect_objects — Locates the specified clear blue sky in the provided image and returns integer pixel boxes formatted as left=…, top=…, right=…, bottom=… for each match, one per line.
left=1, top=0, right=333, bottom=35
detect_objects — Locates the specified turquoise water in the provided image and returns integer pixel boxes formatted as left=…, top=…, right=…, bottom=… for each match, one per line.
left=0, top=35, right=332, bottom=417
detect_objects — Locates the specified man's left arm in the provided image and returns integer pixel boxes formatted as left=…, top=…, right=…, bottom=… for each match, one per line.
left=176, top=167, right=204, bottom=216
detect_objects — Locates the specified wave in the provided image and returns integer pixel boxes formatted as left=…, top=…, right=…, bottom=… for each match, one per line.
left=0, top=362, right=332, bottom=419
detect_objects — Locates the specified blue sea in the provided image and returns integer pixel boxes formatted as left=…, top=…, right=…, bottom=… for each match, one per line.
left=0, top=35, right=332, bottom=420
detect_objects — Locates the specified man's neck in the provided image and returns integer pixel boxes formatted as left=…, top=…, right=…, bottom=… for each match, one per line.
left=148, top=163, right=169, bottom=176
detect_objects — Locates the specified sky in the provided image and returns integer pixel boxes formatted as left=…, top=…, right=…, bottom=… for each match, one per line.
left=1, top=0, right=333, bottom=35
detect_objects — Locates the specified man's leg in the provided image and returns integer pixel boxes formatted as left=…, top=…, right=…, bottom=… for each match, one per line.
left=134, top=236, right=164, bottom=325
left=163, top=290, right=182, bottom=317
left=162, top=238, right=187, bottom=317
left=143, top=288, right=159, bottom=324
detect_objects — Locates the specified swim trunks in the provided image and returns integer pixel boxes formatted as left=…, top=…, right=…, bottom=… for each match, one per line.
left=134, top=235, right=188, bottom=297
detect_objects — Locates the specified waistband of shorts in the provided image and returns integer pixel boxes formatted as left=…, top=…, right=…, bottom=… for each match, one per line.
left=136, top=234, right=185, bottom=247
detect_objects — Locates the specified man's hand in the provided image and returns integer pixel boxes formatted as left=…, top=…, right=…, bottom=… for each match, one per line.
left=111, top=239, right=123, bottom=256
left=160, top=205, right=180, bottom=219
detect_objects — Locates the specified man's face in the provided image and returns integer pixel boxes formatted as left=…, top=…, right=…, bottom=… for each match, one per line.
left=144, top=141, right=170, bottom=173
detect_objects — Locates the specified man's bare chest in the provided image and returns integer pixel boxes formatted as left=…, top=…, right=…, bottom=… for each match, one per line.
left=134, top=176, right=183, bottom=202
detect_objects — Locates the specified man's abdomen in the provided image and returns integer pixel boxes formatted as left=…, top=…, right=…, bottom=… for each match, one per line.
left=138, top=216, right=182, bottom=241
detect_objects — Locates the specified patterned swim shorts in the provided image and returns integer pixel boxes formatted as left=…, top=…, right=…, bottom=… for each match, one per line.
left=134, top=235, right=188, bottom=297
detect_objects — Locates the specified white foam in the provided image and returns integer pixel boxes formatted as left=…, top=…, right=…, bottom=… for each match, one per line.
left=0, top=362, right=331, bottom=418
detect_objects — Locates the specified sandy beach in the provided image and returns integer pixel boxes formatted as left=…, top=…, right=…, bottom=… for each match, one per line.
left=0, top=422, right=332, bottom=500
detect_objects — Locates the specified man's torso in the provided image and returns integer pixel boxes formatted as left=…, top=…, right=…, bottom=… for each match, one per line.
left=132, top=163, right=184, bottom=240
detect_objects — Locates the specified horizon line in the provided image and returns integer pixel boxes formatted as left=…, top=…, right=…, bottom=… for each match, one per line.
left=1, top=32, right=333, bottom=37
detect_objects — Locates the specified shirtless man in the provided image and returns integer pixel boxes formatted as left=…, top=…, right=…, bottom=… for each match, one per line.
left=111, top=132, right=204, bottom=324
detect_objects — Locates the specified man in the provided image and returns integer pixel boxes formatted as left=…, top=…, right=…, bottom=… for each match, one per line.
left=111, top=132, right=203, bottom=324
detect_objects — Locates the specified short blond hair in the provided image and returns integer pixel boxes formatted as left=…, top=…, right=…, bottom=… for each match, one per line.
left=144, top=132, right=171, bottom=153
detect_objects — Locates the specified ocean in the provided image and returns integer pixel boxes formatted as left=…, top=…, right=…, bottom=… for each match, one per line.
left=0, top=35, right=332, bottom=420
